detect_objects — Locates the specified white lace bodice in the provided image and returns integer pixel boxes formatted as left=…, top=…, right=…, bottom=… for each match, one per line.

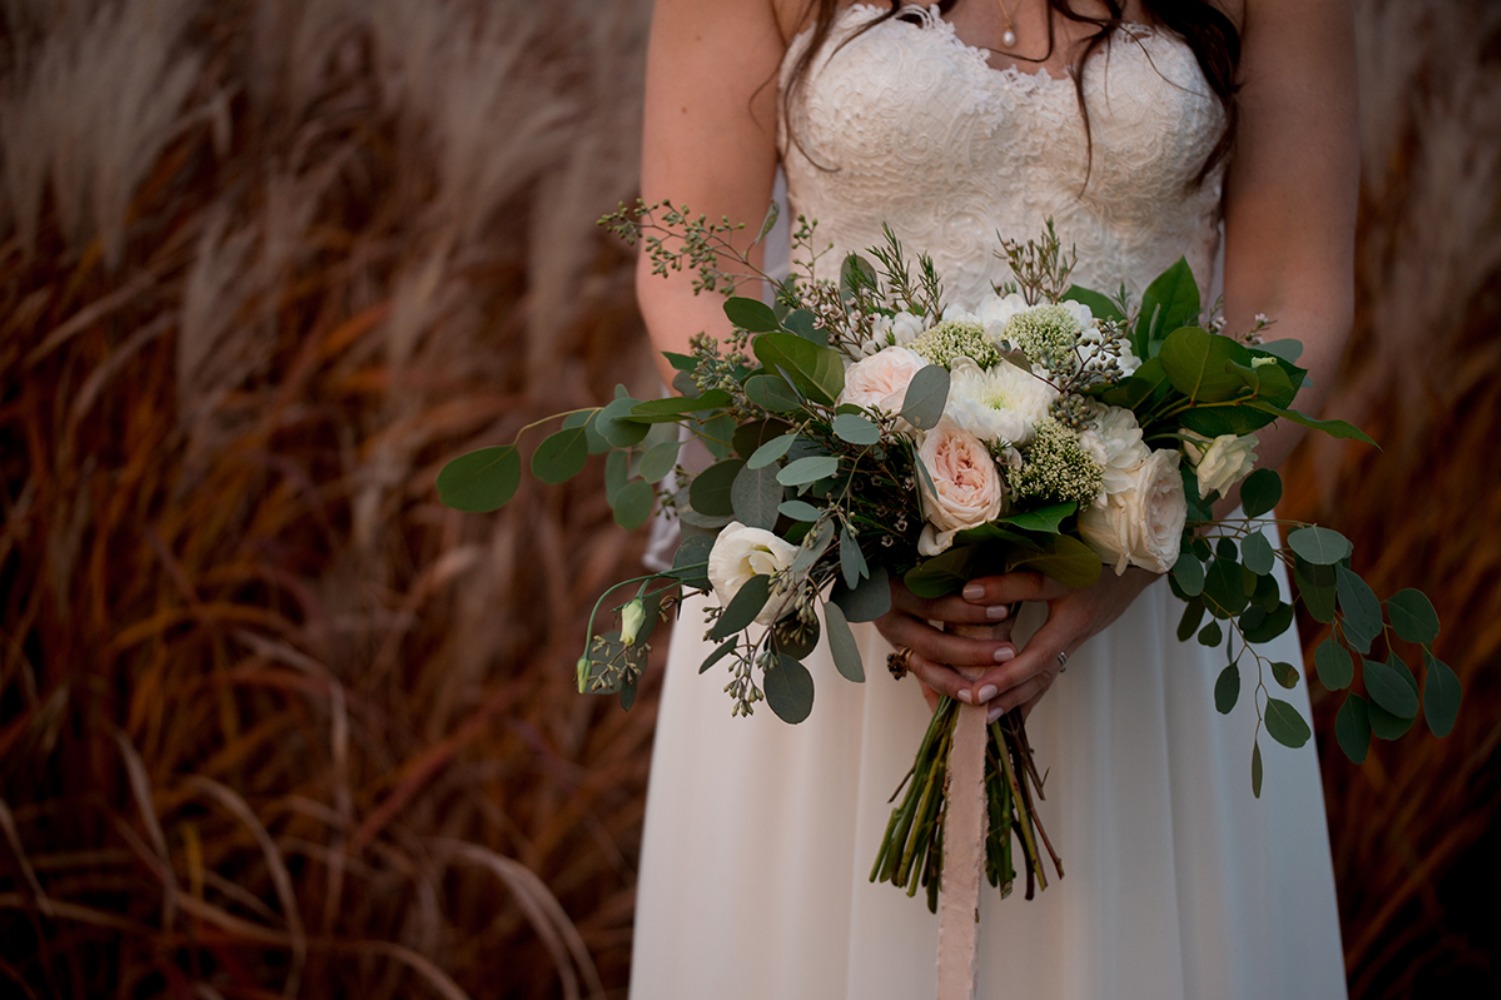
left=780, top=3, right=1226, bottom=305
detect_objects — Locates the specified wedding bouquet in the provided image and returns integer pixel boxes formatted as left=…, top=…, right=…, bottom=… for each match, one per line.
left=438, top=204, right=1457, bottom=912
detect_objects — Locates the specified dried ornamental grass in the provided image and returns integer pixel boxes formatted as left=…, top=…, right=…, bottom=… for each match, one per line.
left=1, top=0, right=656, bottom=997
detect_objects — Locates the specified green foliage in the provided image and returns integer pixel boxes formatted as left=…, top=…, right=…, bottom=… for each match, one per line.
left=724, top=296, right=779, bottom=332
left=764, top=655, right=815, bottom=724
left=731, top=462, right=783, bottom=530
left=1214, top=662, right=1239, bottom=713
left=1133, top=257, right=1199, bottom=358
left=823, top=602, right=866, bottom=682
left=831, top=565, right=891, bottom=622
left=611, top=481, right=655, bottom=530
left=833, top=412, right=881, bottom=446
left=1265, top=698, right=1311, bottom=748
left=709, top=576, right=772, bottom=640
left=1388, top=589, right=1441, bottom=644
left=1313, top=639, right=1355, bottom=690
left=1335, top=696, right=1372, bottom=764
left=777, top=455, right=839, bottom=487
left=1423, top=651, right=1462, bottom=738
left=437, top=445, right=521, bottom=512
left=689, top=458, right=744, bottom=516
left=753, top=332, right=845, bottom=406
left=900, top=364, right=950, bottom=430
left=531, top=426, right=589, bottom=484
left=1239, top=469, right=1282, bottom=518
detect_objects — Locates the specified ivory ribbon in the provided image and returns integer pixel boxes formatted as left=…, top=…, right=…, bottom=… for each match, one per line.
left=935, top=621, right=1010, bottom=1000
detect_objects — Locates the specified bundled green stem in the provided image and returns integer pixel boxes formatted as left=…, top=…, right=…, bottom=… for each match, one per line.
left=870, top=701, right=1061, bottom=911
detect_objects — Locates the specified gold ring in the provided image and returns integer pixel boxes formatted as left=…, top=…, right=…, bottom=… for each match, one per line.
left=887, top=645, right=914, bottom=681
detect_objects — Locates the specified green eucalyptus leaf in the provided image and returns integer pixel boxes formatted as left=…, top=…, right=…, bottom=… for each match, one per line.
left=1177, top=405, right=1275, bottom=439
left=732, top=462, right=784, bottom=530
left=604, top=449, right=629, bottom=505
left=833, top=412, right=882, bottom=446
left=782, top=309, right=823, bottom=344
left=1367, top=698, right=1416, bottom=740
left=669, top=531, right=713, bottom=589
left=779, top=500, right=823, bottom=522
left=764, top=655, right=815, bottom=724
left=841, top=253, right=879, bottom=295
left=639, top=440, right=683, bottom=482
left=595, top=395, right=651, bottom=448
left=1177, top=597, right=1206, bottom=641
left=1335, top=695, right=1372, bottom=763
left=1363, top=655, right=1419, bottom=719
left=1422, top=650, right=1461, bottom=738
left=1242, top=602, right=1295, bottom=644
left=612, top=481, right=655, bottom=530
left=709, top=575, right=772, bottom=640
left=531, top=428, right=589, bottom=484
left=839, top=529, right=869, bottom=589
left=1099, top=356, right=1171, bottom=411
left=831, top=565, right=890, bottom=622
left=1257, top=339, right=1304, bottom=363
left=1199, top=620, right=1224, bottom=648
left=437, top=445, right=521, bottom=512
left=1240, top=530, right=1276, bottom=576
left=689, top=459, right=745, bottom=517
left=724, top=296, right=780, bottom=333
left=747, top=433, right=797, bottom=470
left=1265, top=697, right=1311, bottom=748
left=1387, top=589, right=1440, bottom=645
left=1270, top=660, right=1300, bottom=689
left=778, top=455, right=840, bottom=487
left=1313, top=639, right=1355, bottom=690
left=1240, top=469, right=1282, bottom=519
left=823, top=602, right=865, bottom=682
left=1335, top=565, right=1383, bottom=655
left=1214, top=662, right=1239, bottom=714
left=1203, top=555, right=1249, bottom=618
left=900, top=364, right=950, bottom=430
left=1287, top=526, right=1353, bottom=566
left=1294, top=557, right=1337, bottom=624
left=1251, top=740, right=1263, bottom=799
left=1171, top=551, right=1206, bottom=597
left=789, top=520, right=834, bottom=578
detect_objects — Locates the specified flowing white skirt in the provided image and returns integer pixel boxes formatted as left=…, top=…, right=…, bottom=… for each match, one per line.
left=629, top=571, right=1347, bottom=999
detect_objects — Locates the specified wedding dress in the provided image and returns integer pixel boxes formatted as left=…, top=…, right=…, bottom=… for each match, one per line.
left=630, top=6, right=1347, bottom=998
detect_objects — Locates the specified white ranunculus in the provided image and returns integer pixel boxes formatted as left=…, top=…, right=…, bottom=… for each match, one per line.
left=1078, top=449, right=1187, bottom=574
left=838, top=345, right=927, bottom=413
left=707, top=521, right=800, bottom=625
left=916, top=421, right=1006, bottom=555
left=943, top=359, right=1057, bottom=446
left=1185, top=432, right=1259, bottom=498
left=1079, top=404, right=1151, bottom=496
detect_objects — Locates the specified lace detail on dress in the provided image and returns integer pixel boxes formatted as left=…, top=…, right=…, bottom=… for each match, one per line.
left=780, top=3, right=1226, bottom=307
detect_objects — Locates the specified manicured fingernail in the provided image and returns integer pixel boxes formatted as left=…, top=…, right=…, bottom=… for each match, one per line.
left=986, top=604, right=1010, bottom=621
left=957, top=688, right=973, bottom=704
left=993, top=647, right=1015, bottom=663
left=976, top=684, right=998, bottom=703
left=987, top=703, right=1007, bottom=724
left=963, top=584, right=984, bottom=600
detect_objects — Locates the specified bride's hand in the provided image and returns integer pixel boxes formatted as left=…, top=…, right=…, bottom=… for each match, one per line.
left=875, top=568, right=1158, bottom=717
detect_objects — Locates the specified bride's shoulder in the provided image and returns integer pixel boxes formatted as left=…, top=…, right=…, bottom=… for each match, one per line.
left=771, top=0, right=879, bottom=43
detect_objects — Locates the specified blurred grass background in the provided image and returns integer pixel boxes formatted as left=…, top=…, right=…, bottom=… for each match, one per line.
left=0, top=0, right=1496, bottom=997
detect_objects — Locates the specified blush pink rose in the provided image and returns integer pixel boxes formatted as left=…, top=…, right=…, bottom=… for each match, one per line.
left=916, top=421, right=1005, bottom=555
left=838, top=346, right=928, bottom=413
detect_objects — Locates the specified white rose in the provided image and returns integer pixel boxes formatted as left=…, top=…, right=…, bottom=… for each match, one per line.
left=1079, top=404, right=1150, bottom=496
left=916, top=421, right=1006, bottom=555
left=1078, top=449, right=1187, bottom=574
left=838, top=346, right=927, bottom=413
left=944, top=359, right=1057, bottom=446
left=707, top=521, right=800, bottom=625
left=1185, top=432, right=1259, bottom=498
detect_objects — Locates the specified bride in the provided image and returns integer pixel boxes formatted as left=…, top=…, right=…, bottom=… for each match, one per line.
left=630, top=1, right=1354, bottom=997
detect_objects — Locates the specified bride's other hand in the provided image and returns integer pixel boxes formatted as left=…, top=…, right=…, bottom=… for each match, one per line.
left=877, top=568, right=1156, bottom=717
left=962, top=568, right=1157, bottom=720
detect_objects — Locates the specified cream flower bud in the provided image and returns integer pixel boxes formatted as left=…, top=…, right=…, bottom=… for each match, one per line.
left=1185, top=432, right=1259, bottom=499
left=620, top=598, right=646, bottom=647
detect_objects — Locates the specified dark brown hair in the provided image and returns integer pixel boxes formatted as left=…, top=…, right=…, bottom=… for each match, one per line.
left=782, top=0, right=1241, bottom=184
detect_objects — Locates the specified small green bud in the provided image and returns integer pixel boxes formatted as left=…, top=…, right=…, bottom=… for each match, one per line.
left=576, top=655, right=591, bottom=693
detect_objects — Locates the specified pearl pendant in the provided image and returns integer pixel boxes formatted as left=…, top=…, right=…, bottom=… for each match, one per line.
left=1002, top=28, right=1017, bottom=47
